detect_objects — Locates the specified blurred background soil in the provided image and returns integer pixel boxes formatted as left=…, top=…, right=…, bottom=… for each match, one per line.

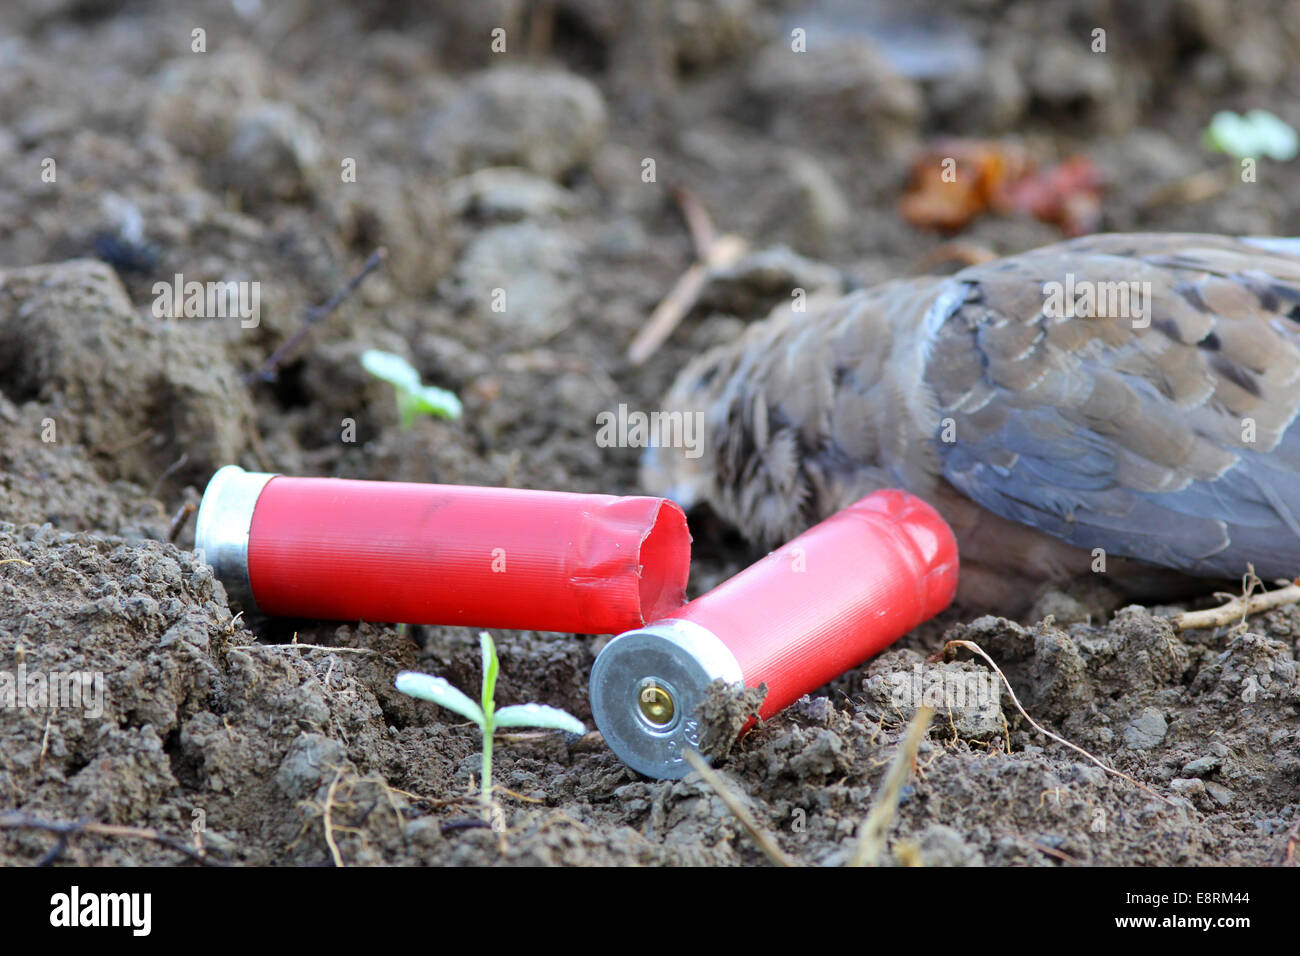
left=0, top=0, right=1297, bottom=865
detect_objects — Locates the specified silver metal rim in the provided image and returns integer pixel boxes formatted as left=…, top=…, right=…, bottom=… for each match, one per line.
left=590, top=618, right=743, bottom=780
left=194, top=465, right=277, bottom=615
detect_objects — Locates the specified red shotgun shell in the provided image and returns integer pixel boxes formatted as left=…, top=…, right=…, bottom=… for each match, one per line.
left=194, top=465, right=691, bottom=635
left=589, top=489, right=958, bottom=778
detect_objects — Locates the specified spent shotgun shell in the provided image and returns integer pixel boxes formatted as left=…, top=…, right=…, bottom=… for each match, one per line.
left=589, top=489, right=959, bottom=778
left=194, top=465, right=691, bottom=634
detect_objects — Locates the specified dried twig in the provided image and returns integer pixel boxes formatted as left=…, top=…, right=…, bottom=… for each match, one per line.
left=245, top=247, right=387, bottom=384
left=850, top=705, right=933, bottom=866
left=1172, top=578, right=1300, bottom=631
left=934, top=639, right=1173, bottom=805
left=90, top=428, right=155, bottom=457
left=682, top=748, right=796, bottom=867
left=255, top=642, right=381, bottom=656
left=627, top=187, right=748, bottom=364
left=149, top=452, right=189, bottom=497
left=677, top=182, right=717, bottom=254
left=1001, top=830, right=1079, bottom=865
left=526, top=0, right=555, bottom=60
left=495, top=785, right=544, bottom=804
left=168, top=501, right=197, bottom=543
left=321, top=766, right=346, bottom=868
left=0, top=811, right=223, bottom=866
left=245, top=640, right=396, bottom=662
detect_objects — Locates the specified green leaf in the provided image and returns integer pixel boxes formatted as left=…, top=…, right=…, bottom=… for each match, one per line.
left=361, top=349, right=421, bottom=390
left=411, top=383, right=462, bottom=420
left=479, top=632, right=499, bottom=720
left=364, top=349, right=461, bottom=427
left=1205, top=109, right=1299, bottom=161
left=1246, top=109, right=1299, bottom=161
left=395, top=671, right=484, bottom=727
left=494, top=703, right=586, bottom=735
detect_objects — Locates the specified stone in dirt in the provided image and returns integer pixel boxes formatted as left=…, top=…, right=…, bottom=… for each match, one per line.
left=0, top=260, right=253, bottom=491
left=694, top=680, right=767, bottom=763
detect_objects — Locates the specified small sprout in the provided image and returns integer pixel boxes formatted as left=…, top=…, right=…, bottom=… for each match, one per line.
left=361, top=349, right=461, bottom=428
left=395, top=632, right=585, bottom=817
left=1204, top=109, right=1299, bottom=162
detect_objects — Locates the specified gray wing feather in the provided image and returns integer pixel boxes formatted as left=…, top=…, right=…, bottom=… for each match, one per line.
left=932, top=234, right=1300, bottom=580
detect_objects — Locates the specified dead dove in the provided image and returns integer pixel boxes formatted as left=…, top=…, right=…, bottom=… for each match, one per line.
left=642, top=233, right=1300, bottom=612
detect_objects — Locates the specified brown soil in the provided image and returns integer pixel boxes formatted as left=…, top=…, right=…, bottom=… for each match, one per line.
left=1, top=0, right=1297, bottom=866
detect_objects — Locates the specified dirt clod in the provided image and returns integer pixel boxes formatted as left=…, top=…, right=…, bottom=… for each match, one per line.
left=695, top=680, right=768, bottom=763
left=2, top=0, right=1299, bottom=867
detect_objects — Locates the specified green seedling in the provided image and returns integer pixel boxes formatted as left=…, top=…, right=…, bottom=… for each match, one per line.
left=361, top=349, right=462, bottom=428
left=395, top=632, right=585, bottom=815
left=1204, top=109, right=1298, bottom=162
